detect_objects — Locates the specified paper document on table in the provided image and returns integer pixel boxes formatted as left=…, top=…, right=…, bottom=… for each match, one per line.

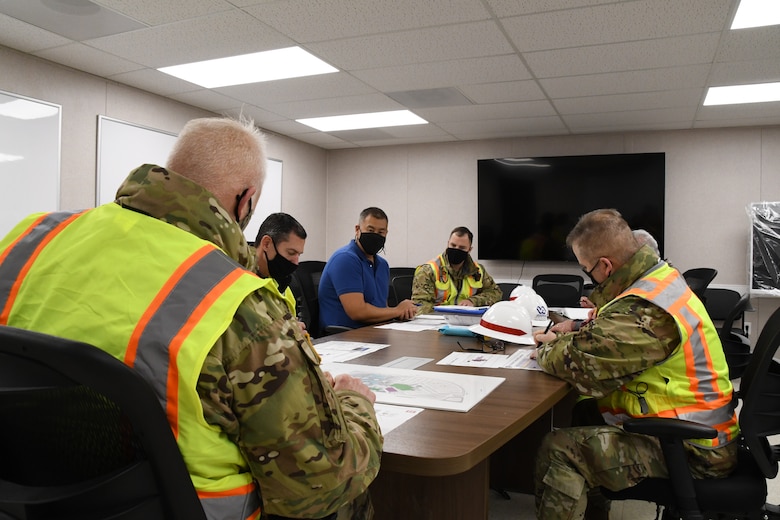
left=502, top=349, right=542, bottom=371
left=550, top=307, right=591, bottom=321
left=321, top=363, right=504, bottom=412
left=375, top=321, right=441, bottom=332
left=382, top=356, right=433, bottom=369
left=313, top=341, right=389, bottom=363
left=436, top=349, right=542, bottom=371
left=374, top=403, right=424, bottom=434
left=436, top=351, right=510, bottom=369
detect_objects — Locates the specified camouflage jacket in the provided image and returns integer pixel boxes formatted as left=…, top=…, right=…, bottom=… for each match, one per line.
left=411, top=253, right=503, bottom=314
left=536, top=246, right=680, bottom=398
left=116, top=165, right=382, bottom=518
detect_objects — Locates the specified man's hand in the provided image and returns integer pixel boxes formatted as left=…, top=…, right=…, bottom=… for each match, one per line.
left=396, top=299, right=418, bottom=321
left=458, top=299, right=474, bottom=307
left=333, top=373, right=376, bottom=404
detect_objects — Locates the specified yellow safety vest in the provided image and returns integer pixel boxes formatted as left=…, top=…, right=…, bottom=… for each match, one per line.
left=427, top=254, right=485, bottom=304
left=597, top=262, right=739, bottom=447
left=0, top=205, right=266, bottom=519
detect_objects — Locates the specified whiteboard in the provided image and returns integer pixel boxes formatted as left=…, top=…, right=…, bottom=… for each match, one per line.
left=96, top=115, right=282, bottom=242
left=0, top=90, right=61, bottom=239
left=96, top=116, right=178, bottom=206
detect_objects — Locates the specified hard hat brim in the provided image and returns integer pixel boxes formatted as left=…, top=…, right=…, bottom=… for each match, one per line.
left=468, top=323, right=535, bottom=345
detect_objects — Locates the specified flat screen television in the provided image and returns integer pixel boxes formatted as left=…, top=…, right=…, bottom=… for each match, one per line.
left=477, top=153, right=665, bottom=262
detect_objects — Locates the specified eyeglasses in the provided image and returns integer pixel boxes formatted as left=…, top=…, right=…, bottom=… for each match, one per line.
left=457, top=338, right=505, bottom=354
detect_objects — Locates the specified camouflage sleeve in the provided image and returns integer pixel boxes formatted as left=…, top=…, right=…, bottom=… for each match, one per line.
left=467, top=265, right=503, bottom=307
left=536, top=295, right=679, bottom=398
left=198, top=287, right=383, bottom=518
left=411, top=263, right=437, bottom=314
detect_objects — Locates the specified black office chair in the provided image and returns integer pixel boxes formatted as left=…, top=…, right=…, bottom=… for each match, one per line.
left=390, top=275, right=414, bottom=307
left=720, top=292, right=753, bottom=343
left=498, top=283, right=517, bottom=301
left=682, top=268, right=718, bottom=304
left=532, top=274, right=584, bottom=308
left=291, top=260, right=326, bottom=337
left=0, top=325, right=206, bottom=520
left=601, top=305, right=780, bottom=520
left=387, top=267, right=417, bottom=306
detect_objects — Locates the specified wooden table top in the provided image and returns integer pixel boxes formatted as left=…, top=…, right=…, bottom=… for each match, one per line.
left=315, top=326, right=571, bottom=477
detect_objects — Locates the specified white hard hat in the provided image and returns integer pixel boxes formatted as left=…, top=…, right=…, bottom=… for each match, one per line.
left=468, top=301, right=535, bottom=345
left=509, top=285, right=535, bottom=301
left=509, top=287, right=549, bottom=326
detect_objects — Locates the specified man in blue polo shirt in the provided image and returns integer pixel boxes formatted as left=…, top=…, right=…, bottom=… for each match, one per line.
left=318, top=207, right=418, bottom=332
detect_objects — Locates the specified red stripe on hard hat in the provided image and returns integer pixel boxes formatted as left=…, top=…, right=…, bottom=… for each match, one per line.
left=479, top=318, right=528, bottom=337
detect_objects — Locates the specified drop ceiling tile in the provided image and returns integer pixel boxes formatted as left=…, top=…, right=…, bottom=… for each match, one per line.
left=0, top=13, right=71, bottom=52
left=416, top=100, right=556, bottom=122
left=501, top=0, right=730, bottom=52
left=382, top=123, right=452, bottom=138
left=572, top=120, right=693, bottom=134
left=694, top=115, right=780, bottom=129
left=387, top=87, right=472, bottom=109
left=85, top=9, right=293, bottom=67
left=265, top=93, right=403, bottom=119
left=94, top=0, right=233, bottom=26
left=563, top=107, right=697, bottom=130
left=352, top=54, right=531, bottom=92
left=169, top=89, right=244, bottom=111
left=346, top=134, right=458, bottom=148
left=285, top=131, right=354, bottom=149
left=484, top=0, right=616, bottom=17
left=459, top=80, right=546, bottom=104
left=0, top=0, right=146, bottom=41
left=539, top=65, right=711, bottom=98
left=715, top=26, right=780, bottom=62
left=554, top=88, right=703, bottom=115
left=34, top=42, right=143, bottom=77
left=307, top=20, right=513, bottom=71
left=222, top=105, right=287, bottom=124
left=260, top=118, right=326, bottom=135
left=439, top=116, right=567, bottom=138
left=244, top=0, right=491, bottom=42
left=709, top=59, right=780, bottom=86
left=214, top=72, right=377, bottom=106
left=108, top=68, right=201, bottom=95
left=524, top=33, right=720, bottom=78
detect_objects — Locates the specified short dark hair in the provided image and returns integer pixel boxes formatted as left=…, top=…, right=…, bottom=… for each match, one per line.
left=359, top=207, right=388, bottom=223
left=255, top=212, right=307, bottom=244
left=450, top=226, right=473, bottom=244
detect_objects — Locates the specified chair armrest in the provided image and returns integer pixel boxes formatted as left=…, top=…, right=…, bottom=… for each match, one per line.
left=622, top=417, right=717, bottom=440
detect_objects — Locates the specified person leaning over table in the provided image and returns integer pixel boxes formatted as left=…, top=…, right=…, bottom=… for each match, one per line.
left=411, top=226, right=502, bottom=314
left=0, top=117, right=382, bottom=520
left=531, top=208, right=738, bottom=520
left=318, top=207, right=417, bottom=331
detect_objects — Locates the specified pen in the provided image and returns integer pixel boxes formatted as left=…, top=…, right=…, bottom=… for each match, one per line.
left=537, top=319, right=554, bottom=348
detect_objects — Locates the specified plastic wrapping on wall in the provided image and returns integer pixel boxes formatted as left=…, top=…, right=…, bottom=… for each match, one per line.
left=749, top=202, right=780, bottom=297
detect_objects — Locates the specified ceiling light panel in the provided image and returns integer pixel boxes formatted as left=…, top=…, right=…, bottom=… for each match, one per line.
left=704, top=82, right=780, bottom=105
left=731, top=0, right=780, bottom=29
left=158, top=47, right=338, bottom=88
left=296, top=110, right=428, bottom=131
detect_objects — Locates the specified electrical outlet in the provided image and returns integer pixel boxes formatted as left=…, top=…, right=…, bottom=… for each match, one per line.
left=745, top=322, right=752, bottom=337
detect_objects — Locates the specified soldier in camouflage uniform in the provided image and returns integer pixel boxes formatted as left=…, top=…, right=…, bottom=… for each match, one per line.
left=532, top=209, right=738, bottom=520
left=412, top=226, right=502, bottom=314
left=0, top=118, right=382, bottom=520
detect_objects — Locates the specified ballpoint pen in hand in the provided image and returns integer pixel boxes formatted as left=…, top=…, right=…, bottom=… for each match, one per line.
left=537, top=319, right=554, bottom=348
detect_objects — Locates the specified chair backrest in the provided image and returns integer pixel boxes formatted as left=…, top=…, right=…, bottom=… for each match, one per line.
left=721, top=292, right=752, bottom=339
left=498, top=283, right=517, bottom=301
left=390, top=275, right=414, bottom=306
left=387, top=267, right=417, bottom=306
left=682, top=268, right=718, bottom=302
left=703, top=288, right=741, bottom=322
left=0, top=325, right=206, bottom=520
left=736, top=305, right=780, bottom=480
left=532, top=274, right=584, bottom=308
left=291, top=260, right=326, bottom=337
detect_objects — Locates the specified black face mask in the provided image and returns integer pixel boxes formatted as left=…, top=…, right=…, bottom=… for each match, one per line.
left=265, top=241, right=298, bottom=291
left=358, top=232, right=386, bottom=256
left=446, top=247, right=468, bottom=266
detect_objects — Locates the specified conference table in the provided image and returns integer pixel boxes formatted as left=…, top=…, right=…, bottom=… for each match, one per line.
left=314, top=324, right=572, bottom=520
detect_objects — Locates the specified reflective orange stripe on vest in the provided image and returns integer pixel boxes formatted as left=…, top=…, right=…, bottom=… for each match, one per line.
left=0, top=210, right=87, bottom=324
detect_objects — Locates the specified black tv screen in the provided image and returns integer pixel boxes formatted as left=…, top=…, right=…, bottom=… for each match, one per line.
left=477, top=153, right=665, bottom=262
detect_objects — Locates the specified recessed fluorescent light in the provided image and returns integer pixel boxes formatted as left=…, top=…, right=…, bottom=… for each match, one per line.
left=296, top=110, right=428, bottom=131
left=0, top=99, right=59, bottom=120
left=158, top=46, right=338, bottom=88
left=703, top=82, right=780, bottom=106
left=731, top=0, right=780, bottom=29
left=0, top=152, right=24, bottom=163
